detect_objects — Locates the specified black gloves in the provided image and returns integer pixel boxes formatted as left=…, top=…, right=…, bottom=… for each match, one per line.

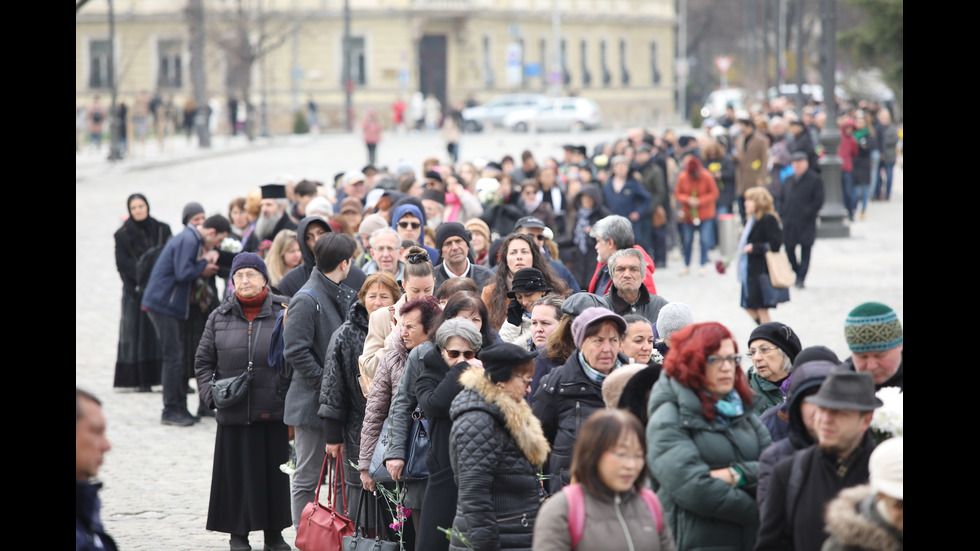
left=507, top=299, right=525, bottom=327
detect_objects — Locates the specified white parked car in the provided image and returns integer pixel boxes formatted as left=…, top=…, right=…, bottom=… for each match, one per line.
left=502, top=97, right=602, bottom=132
left=461, top=93, right=549, bottom=132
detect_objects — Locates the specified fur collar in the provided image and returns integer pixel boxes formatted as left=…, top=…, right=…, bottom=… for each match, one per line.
left=824, top=485, right=902, bottom=551
left=458, top=366, right=551, bottom=467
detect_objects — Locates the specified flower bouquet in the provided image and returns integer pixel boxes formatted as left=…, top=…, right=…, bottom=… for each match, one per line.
left=870, top=386, right=902, bottom=445
left=376, top=480, right=410, bottom=550
left=220, top=236, right=243, bottom=253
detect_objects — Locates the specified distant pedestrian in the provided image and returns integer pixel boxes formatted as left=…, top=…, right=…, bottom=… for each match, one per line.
left=779, top=151, right=824, bottom=289
left=361, top=108, right=383, bottom=165
left=87, top=96, right=106, bottom=151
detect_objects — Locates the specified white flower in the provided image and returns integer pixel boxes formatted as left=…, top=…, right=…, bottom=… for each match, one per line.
left=220, top=237, right=243, bottom=253
left=279, top=460, right=295, bottom=476
left=871, top=386, right=903, bottom=437
left=651, top=348, right=665, bottom=366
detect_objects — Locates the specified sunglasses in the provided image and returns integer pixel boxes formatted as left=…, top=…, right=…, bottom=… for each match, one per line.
left=445, top=349, right=476, bottom=360
left=398, top=221, right=422, bottom=230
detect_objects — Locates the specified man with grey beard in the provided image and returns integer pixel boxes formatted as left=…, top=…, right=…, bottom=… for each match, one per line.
left=244, top=183, right=297, bottom=252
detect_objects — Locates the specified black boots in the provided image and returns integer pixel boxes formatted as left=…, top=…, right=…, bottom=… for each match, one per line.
left=230, top=534, right=250, bottom=551
left=263, top=530, right=291, bottom=551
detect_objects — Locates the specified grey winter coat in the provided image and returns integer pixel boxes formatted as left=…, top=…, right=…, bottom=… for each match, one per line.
left=383, top=341, right=432, bottom=462
left=646, top=374, right=771, bottom=551
left=194, top=291, right=288, bottom=425
left=283, top=269, right=354, bottom=428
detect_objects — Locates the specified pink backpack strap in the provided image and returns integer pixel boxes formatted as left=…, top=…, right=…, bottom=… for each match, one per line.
left=564, top=483, right=585, bottom=549
left=639, top=488, right=664, bottom=534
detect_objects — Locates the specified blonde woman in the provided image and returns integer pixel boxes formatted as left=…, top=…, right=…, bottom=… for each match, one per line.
left=738, top=187, right=784, bottom=324
left=264, top=230, right=302, bottom=289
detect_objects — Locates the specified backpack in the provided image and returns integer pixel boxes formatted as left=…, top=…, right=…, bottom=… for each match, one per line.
left=565, top=482, right=663, bottom=549
left=268, top=289, right=317, bottom=396
left=131, top=226, right=168, bottom=294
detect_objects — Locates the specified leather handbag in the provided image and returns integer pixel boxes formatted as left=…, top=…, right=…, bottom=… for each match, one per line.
left=368, top=417, right=396, bottom=483
left=765, top=250, right=795, bottom=289
left=211, top=320, right=261, bottom=408
left=296, top=454, right=355, bottom=551
left=404, top=407, right=431, bottom=480
left=341, top=486, right=398, bottom=551
left=652, top=205, right=667, bottom=227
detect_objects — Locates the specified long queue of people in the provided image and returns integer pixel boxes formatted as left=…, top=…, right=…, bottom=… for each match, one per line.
left=85, top=123, right=903, bottom=551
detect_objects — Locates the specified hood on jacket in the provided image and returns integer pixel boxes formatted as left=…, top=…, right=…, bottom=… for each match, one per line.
left=823, top=485, right=902, bottom=551
left=296, top=215, right=332, bottom=268
left=390, top=203, right=426, bottom=234
left=573, top=184, right=606, bottom=211
left=785, top=360, right=835, bottom=449
left=453, top=366, right=550, bottom=467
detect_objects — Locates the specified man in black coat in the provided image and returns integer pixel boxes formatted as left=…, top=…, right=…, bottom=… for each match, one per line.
left=779, top=152, right=824, bottom=289
left=755, top=370, right=882, bottom=551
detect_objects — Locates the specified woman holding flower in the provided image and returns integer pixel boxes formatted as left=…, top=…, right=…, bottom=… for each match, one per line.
left=674, top=153, right=720, bottom=276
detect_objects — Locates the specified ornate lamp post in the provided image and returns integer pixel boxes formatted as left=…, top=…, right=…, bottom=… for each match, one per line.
left=816, top=0, right=849, bottom=238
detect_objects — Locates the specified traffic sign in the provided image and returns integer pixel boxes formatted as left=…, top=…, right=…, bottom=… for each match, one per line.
left=715, top=56, right=733, bottom=74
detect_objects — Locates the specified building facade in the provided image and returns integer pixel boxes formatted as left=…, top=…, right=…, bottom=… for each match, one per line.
left=76, top=0, right=676, bottom=134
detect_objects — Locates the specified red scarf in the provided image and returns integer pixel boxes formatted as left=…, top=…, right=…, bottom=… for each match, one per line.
left=236, top=288, right=268, bottom=322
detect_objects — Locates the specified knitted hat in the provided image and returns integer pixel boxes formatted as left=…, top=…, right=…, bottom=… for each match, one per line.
left=844, top=302, right=903, bottom=353
left=182, top=201, right=205, bottom=225
left=561, top=293, right=607, bottom=318
left=478, top=342, right=538, bottom=384
left=571, top=307, right=626, bottom=349
left=357, top=213, right=389, bottom=237
left=507, top=268, right=552, bottom=298
left=339, top=197, right=363, bottom=214
left=435, top=222, right=470, bottom=253
left=656, top=302, right=694, bottom=342
left=792, top=345, right=840, bottom=369
left=230, top=252, right=269, bottom=284
left=869, top=436, right=903, bottom=500
left=748, top=322, right=802, bottom=362
left=464, top=219, right=491, bottom=247
left=422, top=188, right=446, bottom=206
left=305, top=196, right=334, bottom=217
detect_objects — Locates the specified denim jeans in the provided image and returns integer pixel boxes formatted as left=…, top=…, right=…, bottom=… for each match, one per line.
left=879, top=161, right=895, bottom=199
left=146, top=308, right=187, bottom=417
left=841, top=171, right=855, bottom=219
left=852, top=184, right=871, bottom=214
left=679, top=218, right=716, bottom=267
left=870, top=149, right=881, bottom=196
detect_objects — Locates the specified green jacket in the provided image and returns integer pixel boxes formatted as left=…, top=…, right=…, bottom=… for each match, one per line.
left=746, top=369, right=786, bottom=416
left=646, top=375, right=772, bottom=551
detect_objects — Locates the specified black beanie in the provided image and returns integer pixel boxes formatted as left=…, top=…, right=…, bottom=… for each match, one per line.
left=748, top=322, right=802, bottom=362
left=182, top=202, right=205, bottom=225
left=435, top=222, right=470, bottom=253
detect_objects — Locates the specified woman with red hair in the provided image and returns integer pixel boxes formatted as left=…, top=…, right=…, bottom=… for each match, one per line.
left=646, top=322, right=771, bottom=550
left=674, top=153, right=720, bottom=276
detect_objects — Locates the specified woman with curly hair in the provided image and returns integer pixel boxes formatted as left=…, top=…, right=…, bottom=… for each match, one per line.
left=481, top=233, right=568, bottom=330
left=646, top=322, right=771, bottom=550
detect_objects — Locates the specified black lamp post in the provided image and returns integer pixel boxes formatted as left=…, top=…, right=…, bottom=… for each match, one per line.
left=816, top=0, right=849, bottom=238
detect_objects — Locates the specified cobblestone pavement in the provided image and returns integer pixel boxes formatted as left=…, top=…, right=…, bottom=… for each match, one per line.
left=76, top=130, right=903, bottom=550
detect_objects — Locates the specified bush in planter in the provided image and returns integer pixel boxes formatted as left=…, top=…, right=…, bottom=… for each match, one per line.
left=293, top=110, right=309, bottom=134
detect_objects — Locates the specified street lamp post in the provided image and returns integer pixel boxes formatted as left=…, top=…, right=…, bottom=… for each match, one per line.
left=816, top=0, right=849, bottom=238
left=107, top=0, right=124, bottom=161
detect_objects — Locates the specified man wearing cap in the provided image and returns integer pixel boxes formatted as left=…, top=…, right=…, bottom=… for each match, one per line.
left=841, top=302, right=903, bottom=391
left=532, top=307, right=628, bottom=493
left=588, top=214, right=657, bottom=296
left=335, top=169, right=368, bottom=206
left=601, top=248, right=668, bottom=324
left=734, top=113, right=769, bottom=224
left=822, top=436, right=903, bottom=550
left=246, top=183, right=298, bottom=252
left=142, top=214, right=231, bottom=426
left=513, top=215, right=581, bottom=294
left=745, top=321, right=803, bottom=414
left=433, top=222, right=493, bottom=292
left=779, top=151, right=825, bottom=289
left=756, top=370, right=882, bottom=551
left=789, top=119, right=820, bottom=172
left=276, top=216, right=367, bottom=297
left=361, top=227, right=406, bottom=281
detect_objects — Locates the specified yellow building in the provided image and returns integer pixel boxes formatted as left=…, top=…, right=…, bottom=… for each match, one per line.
left=76, top=0, right=676, bottom=134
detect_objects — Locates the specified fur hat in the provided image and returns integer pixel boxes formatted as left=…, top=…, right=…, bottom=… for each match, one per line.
left=601, top=363, right=646, bottom=409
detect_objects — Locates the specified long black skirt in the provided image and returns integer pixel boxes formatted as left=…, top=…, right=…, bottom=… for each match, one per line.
left=113, top=291, right=162, bottom=389
left=206, top=422, right=291, bottom=535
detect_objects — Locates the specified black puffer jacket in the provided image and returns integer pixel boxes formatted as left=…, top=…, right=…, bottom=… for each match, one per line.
left=449, top=367, right=550, bottom=551
left=195, top=291, right=288, bottom=425
left=318, top=299, right=371, bottom=486
left=531, top=352, right=621, bottom=494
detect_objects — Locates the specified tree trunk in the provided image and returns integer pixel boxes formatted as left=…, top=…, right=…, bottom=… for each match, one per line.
left=186, top=0, right=211, bottom=148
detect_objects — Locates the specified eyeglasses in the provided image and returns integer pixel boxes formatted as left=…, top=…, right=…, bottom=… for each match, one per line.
left=607, top=450, right=645, bottom=462
left=232, top=271, right=264, bottom=282
left=706, top=354, right=742, bottom=367
left=444, top=349, right=476, bottom=360
left=515, top=374, right=533, bottom=386
left=398, top=221, right=422, bottom=230
left=747, top=345, right=780, bottom=357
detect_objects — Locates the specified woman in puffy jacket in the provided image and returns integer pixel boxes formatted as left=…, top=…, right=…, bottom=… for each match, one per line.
left=448, top=342, right=550, bottom=551
left=646, top=322, right=771, bottom=551
left=533, top=409, right=676, bottom=551
left=194, top=253, right=291, bottom=551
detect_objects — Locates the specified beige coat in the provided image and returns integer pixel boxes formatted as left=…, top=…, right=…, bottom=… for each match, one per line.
left=735, top=130, right=770, bottom=197
left=358, top=294, right=408, bottom=388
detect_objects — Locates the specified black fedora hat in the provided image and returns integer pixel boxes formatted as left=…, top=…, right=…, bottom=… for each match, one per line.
left=805, top=370, right=883, bottom=412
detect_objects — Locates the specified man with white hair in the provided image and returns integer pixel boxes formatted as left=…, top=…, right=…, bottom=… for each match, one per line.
left=361, top=227, right=405, bottom=281
left=588, top=214, right=657, bottom=296
left=245, top=183, right=298, bottom=252
left=601, top=248, right=668, bottom=324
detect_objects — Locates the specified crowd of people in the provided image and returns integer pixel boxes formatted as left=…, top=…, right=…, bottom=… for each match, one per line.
left=79, top=97, right=903, bottom=551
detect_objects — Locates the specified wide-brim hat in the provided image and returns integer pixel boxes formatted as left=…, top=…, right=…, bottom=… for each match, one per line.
left=805, top=369, right=883, bottom=412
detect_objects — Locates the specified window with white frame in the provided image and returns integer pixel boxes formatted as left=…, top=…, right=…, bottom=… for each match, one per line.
left=157, top=39, right=183, bottom=89
left=345, top=36, right=366, bottom=86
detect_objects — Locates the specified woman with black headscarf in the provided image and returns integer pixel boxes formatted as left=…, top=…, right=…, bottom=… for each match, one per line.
left=113, top=193, right=172, bottom=390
